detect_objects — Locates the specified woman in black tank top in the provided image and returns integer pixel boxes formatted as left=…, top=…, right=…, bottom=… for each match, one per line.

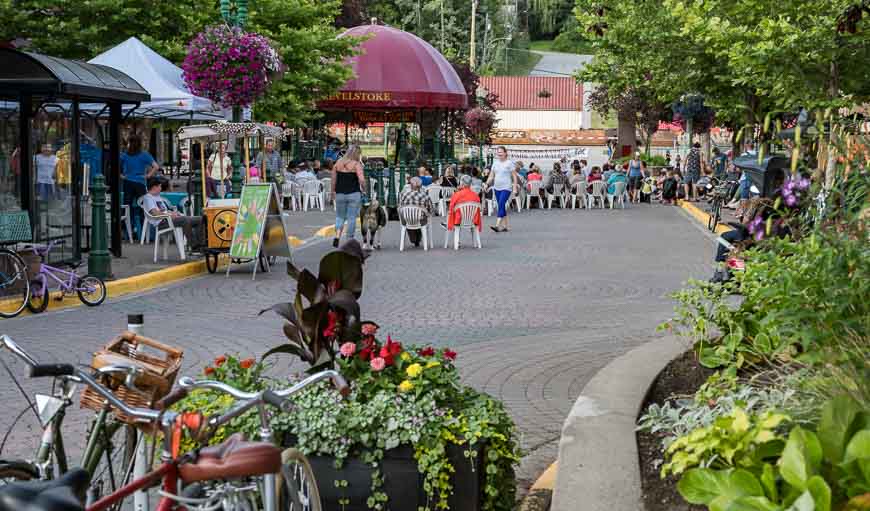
left=331, top=145, right=367, bottom=247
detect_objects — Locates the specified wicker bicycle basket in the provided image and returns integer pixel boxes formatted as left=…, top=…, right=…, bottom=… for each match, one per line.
left=80, top=332, right=183, bottom=427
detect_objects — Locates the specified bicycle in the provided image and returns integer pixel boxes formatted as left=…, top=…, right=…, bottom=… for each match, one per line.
left=24, top=241, right=106, bottom=313
left=0, top=336, right=138, bottom=508
left=0, top=248, right=30, bottom=318
left=0, top=342, right=347, bottom=511
left=707, top=179, right=738, bottom=232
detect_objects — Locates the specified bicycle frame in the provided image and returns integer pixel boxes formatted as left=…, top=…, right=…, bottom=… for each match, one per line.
left=88, top=459, right=179, bottom=511
left=32, top=264, right=83, bottom=296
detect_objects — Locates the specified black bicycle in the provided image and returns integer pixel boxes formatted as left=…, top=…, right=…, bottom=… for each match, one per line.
left=707, top=179, right=737, bottom=232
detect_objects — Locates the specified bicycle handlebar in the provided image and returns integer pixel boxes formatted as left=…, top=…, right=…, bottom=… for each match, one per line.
left=179, top=369, right=348, bottom=400
left=0, top=335, right=40, bottom=367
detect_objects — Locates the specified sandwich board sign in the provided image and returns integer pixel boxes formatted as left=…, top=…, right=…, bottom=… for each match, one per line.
left=227, top=183, right=291, bottom=279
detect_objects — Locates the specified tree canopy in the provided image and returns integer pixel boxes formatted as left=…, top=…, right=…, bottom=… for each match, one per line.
left=0, top=0, right=357, bottom=124
left=572, top=0, right=870, bottom=139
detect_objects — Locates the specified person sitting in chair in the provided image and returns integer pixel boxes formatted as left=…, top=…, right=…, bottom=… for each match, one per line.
left=399, top=176, right=435, bottom=247
left=444, top=175, right=481, bottom=233
left=143, top=177, right=203, bottom=251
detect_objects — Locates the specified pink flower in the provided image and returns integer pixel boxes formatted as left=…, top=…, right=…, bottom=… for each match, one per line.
left=340, top=342, right=356, bottom=357
left=370, top=357, right=386, bottom=372
left=361, top=323, right=379, bottom=336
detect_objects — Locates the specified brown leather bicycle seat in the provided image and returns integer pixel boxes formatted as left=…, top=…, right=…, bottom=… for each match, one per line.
left=179, top=433, right=282, bottom=483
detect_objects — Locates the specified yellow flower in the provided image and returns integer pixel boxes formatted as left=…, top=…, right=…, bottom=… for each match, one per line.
left=425, top=361, right=440, bottom=369
left=406, top=363, right=423, bottom=378
left=400, top=352, right=412, bottom=362
left=398, top=380, right=414, bottom=393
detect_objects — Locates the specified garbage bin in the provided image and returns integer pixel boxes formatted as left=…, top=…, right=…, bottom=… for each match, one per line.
left=732, top=154, right=789, bottom=198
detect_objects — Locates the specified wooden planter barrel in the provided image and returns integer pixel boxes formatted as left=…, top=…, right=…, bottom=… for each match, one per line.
left=299, top=441, right=485, bottom=511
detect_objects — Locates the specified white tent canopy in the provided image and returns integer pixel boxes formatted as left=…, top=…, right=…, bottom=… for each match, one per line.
left=88, top=36, right=223, bottom=120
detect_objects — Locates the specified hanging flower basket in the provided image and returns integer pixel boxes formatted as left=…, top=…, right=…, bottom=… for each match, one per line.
left=182, top=24, right=284, bottom=108
left=464, top=107, right=497, bottom=145
left=537, top=89, right=552, bottom=98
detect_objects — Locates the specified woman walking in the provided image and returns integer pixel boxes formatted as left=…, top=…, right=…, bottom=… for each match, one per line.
left=487, top=146, right=518, bottom=232
left=331, top=144, right=367, bottom=247
left=627, top=152, right=643, bottom=203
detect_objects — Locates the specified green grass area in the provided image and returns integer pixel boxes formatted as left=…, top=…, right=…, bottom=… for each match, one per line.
left=506, top=51, right=542, bottom=76
left=529, top=40, right=556, bottom=52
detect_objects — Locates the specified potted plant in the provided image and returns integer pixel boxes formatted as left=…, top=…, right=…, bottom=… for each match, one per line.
left=259, top=240, right=521, bottom=511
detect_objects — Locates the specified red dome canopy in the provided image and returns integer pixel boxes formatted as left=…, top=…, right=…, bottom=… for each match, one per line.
left=317, top=24, right=468, bottom=111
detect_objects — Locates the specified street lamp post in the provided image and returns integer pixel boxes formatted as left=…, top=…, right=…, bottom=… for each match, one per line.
left=221, top=0, right=249, bottom=197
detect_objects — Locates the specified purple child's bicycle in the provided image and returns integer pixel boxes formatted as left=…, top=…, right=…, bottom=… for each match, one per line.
left=25, top=241, right=107, bottom=313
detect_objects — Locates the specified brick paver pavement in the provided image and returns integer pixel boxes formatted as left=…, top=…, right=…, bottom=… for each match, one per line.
left=0, top=203, right=712, bottom=499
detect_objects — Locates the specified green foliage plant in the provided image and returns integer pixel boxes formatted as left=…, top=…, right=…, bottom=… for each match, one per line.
left=662, top=408, right=790, bottom=478
left=676, top=396, right=870, bottom=511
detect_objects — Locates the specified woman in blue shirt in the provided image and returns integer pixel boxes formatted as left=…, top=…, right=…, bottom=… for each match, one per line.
left=627, top=152, right=643, bottom=203
left=121, top=134, right=159, bottom=239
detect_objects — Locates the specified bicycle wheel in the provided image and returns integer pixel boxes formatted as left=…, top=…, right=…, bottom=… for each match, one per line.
left=0, top=249, right=30, bottom=318
left=709, top=200, right=722, bottom=232
left=26, top=274, right=49, bottom=314
left=83, top=419, right=137, bottom=508
left=77, top=275, right=106, bottom=306
left=278, top=448, right=321, bottom=511
left=0, top=461, right=38, bottom=486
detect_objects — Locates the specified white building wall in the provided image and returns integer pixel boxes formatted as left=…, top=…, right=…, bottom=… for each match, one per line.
left=495, top=110, right=584, bottom=130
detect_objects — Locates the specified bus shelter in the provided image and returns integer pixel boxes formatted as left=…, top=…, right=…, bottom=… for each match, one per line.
left=0, top=48, right=149, bottom=262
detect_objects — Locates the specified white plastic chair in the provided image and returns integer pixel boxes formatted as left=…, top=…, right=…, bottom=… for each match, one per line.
left=282, top=181, right=299, bottom=211
left=106, top=202, right=133, bottom=241
left=426, top=185, right=443, bottom=216
left=442, top=202, right=481, bottom=250
left=302, top=180, right=323, bottom=211
left=569, top=180, right=587, bottom=209
left=513, top=187, right=524, bottom=213
left=141, top=203, right=186, bottom=263
left=547, top=183, right=567, bottom=209
left=484, top=186, right=497, bottom=217
left=608, top=181, right=627, bottom=209
left=319, top=178, right=333, bottom=210
left=588, top=181, right=607, bottom=209
left=398, top=205, right=432, bottom=251
left=525, top=181, right=544, bottom=209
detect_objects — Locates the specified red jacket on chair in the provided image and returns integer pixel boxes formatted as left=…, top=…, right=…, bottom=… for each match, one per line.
left=447, top=188, right=482, bottom=232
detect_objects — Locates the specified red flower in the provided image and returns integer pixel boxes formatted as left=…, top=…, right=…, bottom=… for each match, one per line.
left=359, top=347, right=373, bottom=361
left=322, top=311, right=339, bottom=339
left=379, top=346, right=395, bottom=366
left=204, top=366, right=215, bottom=375
left=384, top=336, right=402, bottom=356
left=443, top=349, right=457, bottom=361
left=239, top=358, right=255, bottom=369
left=417, top=346, right=435, bottom=357
left=214, top=355, right=227, bottom=367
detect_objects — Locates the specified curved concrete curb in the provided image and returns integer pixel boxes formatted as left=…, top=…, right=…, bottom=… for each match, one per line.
left=551, top=335, right=689, bottom=511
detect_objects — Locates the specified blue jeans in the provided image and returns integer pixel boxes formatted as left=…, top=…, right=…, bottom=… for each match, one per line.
left=494, top=189, right=511, bottom=218
left=335, top=192, right=361, bottom=238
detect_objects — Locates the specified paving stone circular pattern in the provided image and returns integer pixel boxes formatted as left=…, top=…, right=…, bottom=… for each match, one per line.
left=0, top=204, right=711, bottom=499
